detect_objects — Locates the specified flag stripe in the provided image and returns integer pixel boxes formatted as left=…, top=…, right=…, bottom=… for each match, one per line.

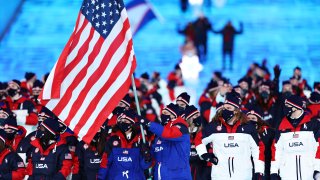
left=44, top=21, right=93, bottom=111
left=53, top=30, right=103, bottom=118
left=57, top=17, right=130, bottom=124
left=72, top=38, right=133, bottom=134
left=65, top=22, right=132, bottom=127
left=82, top=57, right=136, bottom=143
left=49, top=20, right=89, bottom=99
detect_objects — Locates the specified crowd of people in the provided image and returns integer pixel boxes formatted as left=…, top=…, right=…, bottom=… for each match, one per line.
left=0, top=63, right=319, bottom=180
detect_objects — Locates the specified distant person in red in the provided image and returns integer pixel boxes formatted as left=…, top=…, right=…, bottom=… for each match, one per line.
left=290, top=66, right=311, bottom=97
left=213, top=21, right=243, bottom=70
left=20, top=72, right=37, bottom=97
left=4, top=80, right=38, bottom=125
left=167, top=64, right=184, bottom=101
left=178, top=22, right=195, bottom=42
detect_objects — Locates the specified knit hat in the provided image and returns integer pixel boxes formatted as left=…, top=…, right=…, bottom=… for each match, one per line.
left=176, top=92, right=190, bottom=105
left=206, top=80, right=219, bottom=93
left=282, top=80, right=291, bottom=86
left=118, top=109, right=137, bottom=124
left=38, top=107, right=56, bottom=123
left=164, top=103, right=182, bottom=119
left=0, top=130, right=6, bottom=144
left=261, top=81, right=271, bottom=88
left=184, top=105, right=199, bottom=120
left=225, top=92, right=241, bottom=109
left=309, top=92, right=320, bottom=104
left=9, top=80, right=21, bottom=88
left=120, top=94, right=131, bottom=107
left=41, top=118, right=60, bottom=135
left=3, top=116, right=18, bottom=131
left=245, top=104, right=263, bottom=119
left=25, top=72, right=36, bottom=81
left=0, top=107, right=14, bottom=118
left=285, top=95, right=303, bottom=110
left=33, top=80, right=44, bottom=88
left=216, top=102, right=224, bottom=112
left=314, top=82, right=320, bottom=91
left=140, top=72, right=150, bottom=80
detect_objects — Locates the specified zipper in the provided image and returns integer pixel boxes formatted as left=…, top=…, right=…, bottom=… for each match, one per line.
left=232, top=157, right=234, bottom=174
left=158, top=162, right=161, bottom=180
left=295, top=155, right=299, bottom=180
left=228, top=157, right=231, bottom=178
left=298, top=155, right=302, bottom=180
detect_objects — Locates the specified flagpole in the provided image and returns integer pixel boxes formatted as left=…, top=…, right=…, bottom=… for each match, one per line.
left=131, top=74, right=146, bottom=144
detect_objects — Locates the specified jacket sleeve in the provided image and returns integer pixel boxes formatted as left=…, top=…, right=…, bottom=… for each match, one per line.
left=2, top=153, right=26, bottom=180
left=98, top=151, right=113, bottom=180
left=315, top=130, right=320, bottom=172
left=148, top=122, right=188, bottom=141
left=249, top=129, right=265, bottom=174
left=53, top=148, right=73, bottom=179
left=195, top=124, right=215, bottom=156
left=270, top=131, right=283, bottom=174
left=23, top=100, right=38, bottom=125
left=71, top=143, right=83, bottom=180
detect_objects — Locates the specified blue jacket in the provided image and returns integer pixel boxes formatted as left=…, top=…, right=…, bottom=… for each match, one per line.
left=98, top=129, right=151, bottom=180
left=0, top=148, right=26, bottom=179
left=149, top=117, right=191, bottom=180
left=26, top=138, right=73, bottom=180
left=72, top=141, right=102, bottom=180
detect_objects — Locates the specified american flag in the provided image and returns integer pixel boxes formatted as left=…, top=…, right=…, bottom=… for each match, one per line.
left=39, top=0, right=136, bottom=144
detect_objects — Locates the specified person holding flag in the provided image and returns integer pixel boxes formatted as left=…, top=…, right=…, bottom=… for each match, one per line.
left=98, top=109, right=151, bottom=180
left=139, top=103, right=191, bottom=180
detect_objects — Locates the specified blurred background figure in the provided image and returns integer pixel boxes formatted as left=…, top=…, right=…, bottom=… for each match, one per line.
left=193, top=14, right=213, bottom=61
left=213, top=21, right=243, bottom=70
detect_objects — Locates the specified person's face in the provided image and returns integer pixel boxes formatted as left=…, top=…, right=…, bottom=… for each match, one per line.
left=32, top=87, right=42, bottom=96
left=8, top=83, right=19, bottom=90
left=162, top=110, right=175, bottom=119
left=223, top=104, right=236, bottom=111
left=4, top=127, right=16, bottom=134
left=187, top=112, right=200, bottom=122
left=119, top=118, right=131, bottom=124
left=118, top=102, right=129, bottom=109
left=0, top=111, right=8, bottom=119
left=294, top=69, right=301, bottom=77
left=176, top=101, right=187, bottom=110
left=282, top=84, right=292, bottom=93
left=239, top=81, right=248, bottom=91
left=29, top=76, right=37, bottom=83
left=247, top=114, right=258, bottom=122
left=259, top=85, right=270, bottom=94
left=234, top=87, right=242, bottom=96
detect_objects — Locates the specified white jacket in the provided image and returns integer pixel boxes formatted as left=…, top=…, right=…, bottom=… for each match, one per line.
left=196, top=120, right=264, bottom=180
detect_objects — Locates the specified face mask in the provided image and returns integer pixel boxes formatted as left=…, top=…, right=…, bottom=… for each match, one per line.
left=118, top=122, right=132, bottom=132
left=40, top=130, right=55, bottom=147
left=188, top=126, right=198, bottom=133
left=6, top=132, right=16, bottom=141
left=160, top=114, right=171, bottom=126
left=282, top=92, right=292, bottom=98
left=242, top=89, right=248, bottom=96
left=222, top=109, right=234, bottom=123
left=92, top=132, right=101, bottom=143
left=112, top=107, right=125, bottom=115
left=178, top=106, right=185, bottom=111
left=260, top=91, right=269, bottom=99
left=284, top=106, right=294, bottom=119
left=193, top=117, right=202, bottom=127
left=7, top=88, right=18, bottom=97
left=295, top=75, right=301, bottom=80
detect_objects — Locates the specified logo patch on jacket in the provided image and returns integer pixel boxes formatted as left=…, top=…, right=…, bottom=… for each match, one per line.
left=216, top=126, right=222, bottom=131
left=118, top=157, right=132, bottom=162
left=35, top=163, right=48, bottom=169
left=113, top=141, right=119, bottom=146
left=293, top=134, right=299, bottom=138
left=65, top=153, right=72, bottom=160
left=17, top=162, right=25, bottom=168
left=224, top=143, right=239, bottom=148
left=228, top=136, right=234, bottom=140
left=123, top=150, right=128, bottom=154
left=156, top=140, right=161, bottom=144
left=289, top=142, right=303, bottom=147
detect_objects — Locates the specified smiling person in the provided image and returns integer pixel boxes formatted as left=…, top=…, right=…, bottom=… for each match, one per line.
left=270, top=95, right=320, bottom=180
left=195, top=92, right=265, bottom=180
